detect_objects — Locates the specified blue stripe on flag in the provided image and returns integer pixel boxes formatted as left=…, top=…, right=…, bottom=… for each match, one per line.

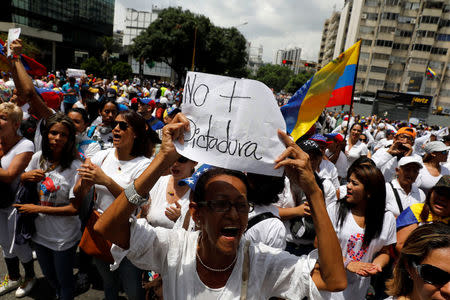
left=281, top=77, right=313, bottom=134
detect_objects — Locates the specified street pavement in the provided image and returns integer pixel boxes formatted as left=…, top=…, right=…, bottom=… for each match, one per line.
left=0, top=247, right=123, bottom=300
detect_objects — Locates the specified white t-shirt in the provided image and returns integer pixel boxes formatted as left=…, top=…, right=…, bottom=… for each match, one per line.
left=76, top=133, right=101, bottom=160
left=345, top=140, right=368, bottom=166
left=26, top=151, right=82, bottom=251
left=244, top=204, right=286, bottom=249
left=73, top=101, right=85, bottom=109
left=416, top=164, right=450, bottom=195
left=326, top=149, right=349, bottom=180
left=319, top=159, right=340, bottom=189
left=1, top=138, right=34, bottom=194
left=322, top=202, right=396, bottom=300
left=71, top=148, right=151, bottom=213
left=111, top=220, right=321, bottom=299
left=147, top=175, right=190, bottom=229
left=385, top=179, right=426, bottom=217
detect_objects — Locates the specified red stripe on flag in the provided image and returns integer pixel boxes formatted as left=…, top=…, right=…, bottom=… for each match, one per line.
left=326, top=85, right=353, bottom=107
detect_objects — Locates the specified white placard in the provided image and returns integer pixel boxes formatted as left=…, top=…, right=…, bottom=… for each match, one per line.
left=175, top=72, right=286, bottom=176
left=66, top=68, right=86, bottom=78
left=7, top=28, right=21, bottom=57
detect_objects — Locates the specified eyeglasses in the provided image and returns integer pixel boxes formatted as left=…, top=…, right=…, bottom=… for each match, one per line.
left=413, top=263, right=450, bottom=286
left=359, top=138, right=367, bottom=142
left=437, top=150, right=448, bottom=155
left=112, top=121, right=129, bottom=131
left=197, top=200, right=253, bottom=214
left=177, top=156, right=189, bottom=163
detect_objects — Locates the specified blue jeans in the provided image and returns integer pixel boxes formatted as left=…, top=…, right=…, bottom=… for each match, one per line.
left=35, top=243, right=77, bottom=300
left=93, top=256, right=145, bottom=300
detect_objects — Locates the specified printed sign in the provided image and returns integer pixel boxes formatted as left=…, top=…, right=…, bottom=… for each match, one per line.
left=175, top=72, right=286, bottom=176
left=7, top=28, right=21, bottom=57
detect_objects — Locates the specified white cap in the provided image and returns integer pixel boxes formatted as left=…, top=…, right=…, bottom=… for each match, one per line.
left=342, top=121, right=348, bottom=128
left=378, top=123, right=385, bottom=129
left=160, top=97, right=168, bottom=105
left=424, top=141, right=450, bottom=154
left=398, top=156, right=423, bottom=168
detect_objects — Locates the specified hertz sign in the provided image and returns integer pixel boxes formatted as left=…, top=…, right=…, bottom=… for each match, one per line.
left=412, top=97, right=429, bottom=104
left=376, top=91, right=432, bottom=110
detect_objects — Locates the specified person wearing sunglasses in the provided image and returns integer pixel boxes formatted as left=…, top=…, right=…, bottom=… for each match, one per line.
left=94, top=115, right=347, bottom=299
left=416, top=141, right=450, bottom=195
left=141, top=155, right=197, bottom=229
left=396, top=175, right=450, bottom=252
left=386, top=223, right=450, bottom=300
left=73, top=110, right=151, bottom=300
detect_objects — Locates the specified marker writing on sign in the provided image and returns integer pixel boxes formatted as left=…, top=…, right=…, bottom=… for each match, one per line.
left=185, top=115, right=262, bottom=161
left=219, top=81, right=251, bottom=113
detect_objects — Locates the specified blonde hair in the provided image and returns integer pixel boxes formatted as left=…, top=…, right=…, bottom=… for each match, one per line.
left=386, top=223, right=450, bottom=297
left=0, top=102, right=23, bottom=125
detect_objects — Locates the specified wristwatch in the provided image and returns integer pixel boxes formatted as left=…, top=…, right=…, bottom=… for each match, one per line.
left=124, top=181, right=149, bottom=207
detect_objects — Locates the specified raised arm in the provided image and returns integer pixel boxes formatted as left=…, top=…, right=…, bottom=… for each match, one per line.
left=94, top=114, right=189, bottom=249
left=275, top=130, right=347, bottom=292
left=8, top=39, right=53, bottom=120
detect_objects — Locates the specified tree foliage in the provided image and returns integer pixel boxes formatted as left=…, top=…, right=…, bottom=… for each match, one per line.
left=81, top=57, right=102, bottom=75
left=284, top=71, right=314, bottom=94
left=130, top=7, right=248, bottom=82
left=254, top=64, right=294, bottom=92
left=111, top=61, right=132, bottom=80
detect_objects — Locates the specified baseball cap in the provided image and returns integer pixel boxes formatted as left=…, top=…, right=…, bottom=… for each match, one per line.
left=396, top=127, right=416, bottom=139
left=297, top=139, right=322, bottom=156
left=397, top=156, right=423, bottom=168
left=423, top=141, right=450, bottom=154
left=160, top=97, right=168, bottom=105
left=139, top=97, right=156, bottom=108
left=178, top=164, right=213, bottom=191
left=325, top=133, right=344, bottom=143
left=434, top=175, right=450, bottom=189
left=378, top=123, right=385, bottom=129
left=105, top=88, right=117, bottom=99
left=309, top=134, right=327, bottom=144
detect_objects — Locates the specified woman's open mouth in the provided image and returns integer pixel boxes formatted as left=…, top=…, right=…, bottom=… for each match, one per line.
left=220, top=227, right=239, bottom=239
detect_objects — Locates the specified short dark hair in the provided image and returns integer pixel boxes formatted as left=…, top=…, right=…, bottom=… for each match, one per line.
left=193, top=168, right=249, bottom=204
left=41, top=112, right=79, bottom=170
left=68, top=107, right=90, bottom=125
left=98, top=98, right=118, bottom=112
left=247, top=173, right=285, bottom=205
left=119, top=110, right=149, bottom=157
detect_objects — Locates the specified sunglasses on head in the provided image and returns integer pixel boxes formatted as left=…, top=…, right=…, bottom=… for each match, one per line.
left=112, top=121, right=129, bottom=131
left=413, top=263, right=450, bottom=286
left=177, top=156, right=189, bottom=163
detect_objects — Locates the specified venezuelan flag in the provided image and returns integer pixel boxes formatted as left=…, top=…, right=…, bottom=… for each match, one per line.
left=0, top=39, right=47, bottom=77
left=281, top=40, right=361, bottom=141
left=426, top=67, right=436, bottom=79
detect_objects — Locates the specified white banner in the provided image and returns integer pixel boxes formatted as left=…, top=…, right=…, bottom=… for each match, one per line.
left=175, top=72, right=286, bottom=176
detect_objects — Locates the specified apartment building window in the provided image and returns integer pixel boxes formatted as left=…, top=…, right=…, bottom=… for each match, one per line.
left=366, top=0, right=379, bottom=7
left=366, top=13, right=379, bottom=20
left=368, top=79, right=385, bottom=86
left=431, top=47, right=448, bottom=55
left=360, top=25, right=375, bottom=34
left=429, top=61, right=444, bottom=69
left=398, top=16, right=415, bottom=24
left=385, top=0, right=400, bottom=6
left=424, top=2, right=444, bottom=9
left=440, top=19, right=450, bottom=27
left=359, top=65, right=368, bottom=72
left=356, top=78, right=365, bottom=84
left=382, top=12, right=398, bottom=20
left=424, top=87, right=432, bottom=94
left=376, top=40, right=393, bottom=47
left=410, top=58, right=428, bottom=65
left=417, top=30, right=435, bottom=38
left=387, top=69, right=403, bottom=76
left=379, top=26, right=395, bottom=33
left=444, top=5, right=450, bottom=12
left=437, top=34, right=450, bottom=41
left=392, top=43, right=409, bottom=50
left=390, top=56, right=407, bottom=63
left=370, top=66, right=388, bottom=73
left=360, top=52, right=370, bottom=59
left=408, top=71, right=423, bottom=77
left=413, top=44, right=432, bottom=52
left=403, top=2, right=420, bottom=10
left=362, top=39, right=373, bottom=46
left=420, top=16, right=440, bottom=24
left=385, top=82, right=399, bottom=90
left=396, top=30, right=412, bottom=37
left=373, top=53, right=390, bottom=60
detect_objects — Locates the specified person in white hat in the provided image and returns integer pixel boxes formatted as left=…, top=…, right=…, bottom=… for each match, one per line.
left=373, top=123, right=386, bottom=144
left=385, top=157, right=425, bottom=217
left=416, top=141, right=450, bottom=194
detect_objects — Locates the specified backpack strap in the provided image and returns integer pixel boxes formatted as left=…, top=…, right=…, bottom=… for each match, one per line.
left=389, top=182, right=404, bottom=213
left=246, top=212, right=279, bottom=231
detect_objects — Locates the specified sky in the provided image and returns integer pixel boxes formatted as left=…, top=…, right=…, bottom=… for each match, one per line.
left=114, top=0, right=343, bottom=63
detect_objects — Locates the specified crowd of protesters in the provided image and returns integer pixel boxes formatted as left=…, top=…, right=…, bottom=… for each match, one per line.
left=0, top=39, right=449, bottom=300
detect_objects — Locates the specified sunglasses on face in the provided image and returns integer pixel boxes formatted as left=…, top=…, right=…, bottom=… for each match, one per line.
left=413, top=263, right=450, bottom=286
left=360, top=138, right=367, bottom=142
left=177, top=156, right=189, bottom=163
left=112, top=121, right=129, bottom=131
left=197, top=200, right=254, bottom=214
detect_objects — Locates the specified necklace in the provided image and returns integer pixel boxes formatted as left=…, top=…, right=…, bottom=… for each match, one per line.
left=168, top=191, right=175, bottom=196
left=196, top=250, right=237, bottom=272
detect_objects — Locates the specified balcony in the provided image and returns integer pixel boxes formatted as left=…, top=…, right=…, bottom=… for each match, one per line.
left=418, top=23, right=438, bottom=32
left=371, top=59, right=390, bottom=68
left=373, top=46, right=393, bottom=55
left=410, top=50, right=431, bottom=59
left=379, top=19, right=397, bottom=27
left=407, top=64, right=426, bottom=73
left=423, top=8, right=444, bottom=17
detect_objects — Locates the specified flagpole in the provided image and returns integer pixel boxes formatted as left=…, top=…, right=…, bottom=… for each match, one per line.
left=343, top=40, right=361, bottom=143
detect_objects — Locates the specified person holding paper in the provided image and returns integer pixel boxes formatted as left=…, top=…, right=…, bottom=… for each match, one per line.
left=93, top=114, right=347, bottom=299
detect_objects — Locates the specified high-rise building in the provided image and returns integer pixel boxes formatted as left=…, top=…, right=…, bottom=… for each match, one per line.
left=1, top=0, right=115, bottom=71
left=247, top=42, right=263, bottom=75
left=275, top=47, right=303, bottom=74
left=320, top=0, right=450, bottom=108
left=122, top=8, right=173, bottom=79
left=318, top=11, right=341, bottom=67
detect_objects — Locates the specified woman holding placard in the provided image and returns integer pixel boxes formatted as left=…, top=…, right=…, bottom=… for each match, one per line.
left=94, top=114, right=347, bottom=299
